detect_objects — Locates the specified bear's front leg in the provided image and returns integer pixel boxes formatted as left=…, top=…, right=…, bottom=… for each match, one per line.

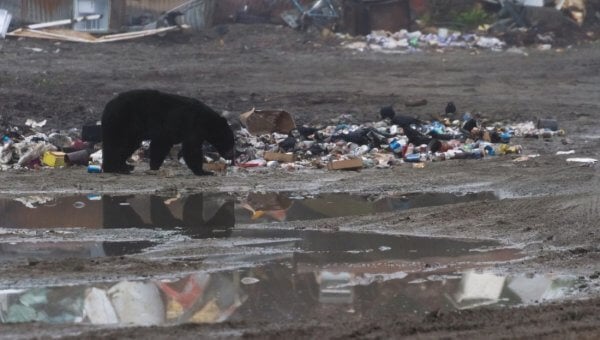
left=182, top=140, right=212, bottom=176
left=149, top=139, right=173, bottom=171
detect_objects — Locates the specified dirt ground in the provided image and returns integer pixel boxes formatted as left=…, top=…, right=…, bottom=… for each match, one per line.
left=1, top=23, right=600, bottom=338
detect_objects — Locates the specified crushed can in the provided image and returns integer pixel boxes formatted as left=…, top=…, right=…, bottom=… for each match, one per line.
left=87, top=164, right=102, bottom=173
left=404, top=153, right=421, bottom=163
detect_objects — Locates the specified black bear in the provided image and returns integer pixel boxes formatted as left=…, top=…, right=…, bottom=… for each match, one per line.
left=101, top=89, right=235, bottom=175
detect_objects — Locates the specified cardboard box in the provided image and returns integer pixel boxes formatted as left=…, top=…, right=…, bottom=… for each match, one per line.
left=240, top=108, right=296, bottom=135
left=327, top=158, right=363, bottom=170
left=42, top=151, right=66, bottom=167
left=202, top=162, right=227, bottom=172
left=264, top=151, right=295, bottom=163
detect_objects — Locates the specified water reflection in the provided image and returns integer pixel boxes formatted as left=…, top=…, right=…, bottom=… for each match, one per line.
left=0, top=241, right=155, bottom=262
left=0, top=191, right=497, bottom=232
left=0, top=266, right=579, bottom=325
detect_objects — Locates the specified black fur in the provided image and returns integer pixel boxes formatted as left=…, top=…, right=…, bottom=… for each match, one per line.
left=101, top=89, right=234, bottom=175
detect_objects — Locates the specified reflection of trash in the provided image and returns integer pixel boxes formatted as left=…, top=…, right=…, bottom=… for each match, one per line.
left=14, top=196, right=55, bottom=208
left=452, top=271, right=506, bottom=309
left=73, top=201, right=86, bottom=209
left=241, top=277, right=260, bottom=285
left=83, top=288, right=118, bottom=324
left=108, top=281, right=165, bottom=326
left=318, top=271, right=354, bottom=304
left=241, top=192, right=293, bottom=222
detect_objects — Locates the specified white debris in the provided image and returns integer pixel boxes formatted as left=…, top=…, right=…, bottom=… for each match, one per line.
left=566, top=158, right=598, bottom=164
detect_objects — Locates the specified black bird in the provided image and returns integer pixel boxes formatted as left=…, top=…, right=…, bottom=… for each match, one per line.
left=379, top=106, right=422, bottom=126
left=445, top=102, right=456, bottom=115
left=399, top=124, right=432, bottom=146
left=380, top=106, right=396, bottom=120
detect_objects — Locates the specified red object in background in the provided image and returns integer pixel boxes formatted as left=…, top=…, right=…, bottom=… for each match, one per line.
left=409, top=0, right=428, bottom=16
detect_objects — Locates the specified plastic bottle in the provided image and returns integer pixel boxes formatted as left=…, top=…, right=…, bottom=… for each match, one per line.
left=430, top=121, right=445, bottom=135
left=499, top=131, right=511, bottom=143
left=389, top=139, right=403, bottom=154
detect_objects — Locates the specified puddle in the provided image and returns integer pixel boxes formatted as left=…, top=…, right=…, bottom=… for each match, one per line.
left=0, top=241, right=156, bottom=262
left=1, top=190, right=574, bottom=328
left=0, top=226, right=541, bottom=326
left=0, top=191, right=497, bottom=232
left=0, top=265, right=588, bottom=326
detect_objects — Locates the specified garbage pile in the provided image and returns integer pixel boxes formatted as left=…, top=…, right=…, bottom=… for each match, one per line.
left=0, top=119, right=101, bottom=171
left=231, top=106, right=566, bottom=171
left=342, top=29, right=506, bottom=53
left=0, top=106, right=567, bottom=173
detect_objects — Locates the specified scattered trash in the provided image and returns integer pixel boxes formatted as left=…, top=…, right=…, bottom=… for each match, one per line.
left=0, top=102, right=571, bottom=174
left=537, top=118, right=559, bottom=131
left=202, top=162, right=227, bottom=173
left=345, top=29, right=508, bottom=53
left=25, top=119, right=47, bottom=130
left=326, top=158, right=363, bottom=170
left=42, top=151, right=66, bottom=167
left=566, top=158, right=598, bottom=164
left=556, top=150, right=576, bottom=155
left=264, top=151, right=296, bottom=163
left=8, top=26, right=184, bottom=43
left=405, top=99, right=428, bottom=107
left=66, top=149, right=91, bottom=166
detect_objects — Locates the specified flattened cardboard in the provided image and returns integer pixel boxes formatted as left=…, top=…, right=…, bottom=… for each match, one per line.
left=202, top=163, right=227, bottom=172
left=240, top=108, right=296, bottom=135
left=327, top=158, right=363, bottom=170
left=264, top=151, right=295, bottom=163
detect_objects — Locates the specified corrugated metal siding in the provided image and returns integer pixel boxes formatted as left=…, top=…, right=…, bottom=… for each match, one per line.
left=20, top=0, right=72, bottom=24
left=0, top=0, right=72, bottom=25
left=182, top=0, right=214, bottom=30
left=125, top=0, right=215, bottom=30
left=213, top=0, right=315, bottom=25
left=0, top=0, right=214, bottom=30
left=0, top=1, right=22, bottom=20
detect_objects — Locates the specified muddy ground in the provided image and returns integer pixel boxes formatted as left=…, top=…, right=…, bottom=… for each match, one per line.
left=1, top=24, right=600, bottom=338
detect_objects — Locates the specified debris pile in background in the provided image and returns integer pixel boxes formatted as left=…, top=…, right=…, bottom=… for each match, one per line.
left=342, top=29, right=507, bottom=53
left=231, top=106, right=567, bottom=171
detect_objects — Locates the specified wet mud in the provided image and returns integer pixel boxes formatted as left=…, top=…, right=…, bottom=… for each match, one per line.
left=0, top=23, right=600, bottom=338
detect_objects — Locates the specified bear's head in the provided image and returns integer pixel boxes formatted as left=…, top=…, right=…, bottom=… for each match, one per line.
left=205, top=116, right=235, bottom=162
